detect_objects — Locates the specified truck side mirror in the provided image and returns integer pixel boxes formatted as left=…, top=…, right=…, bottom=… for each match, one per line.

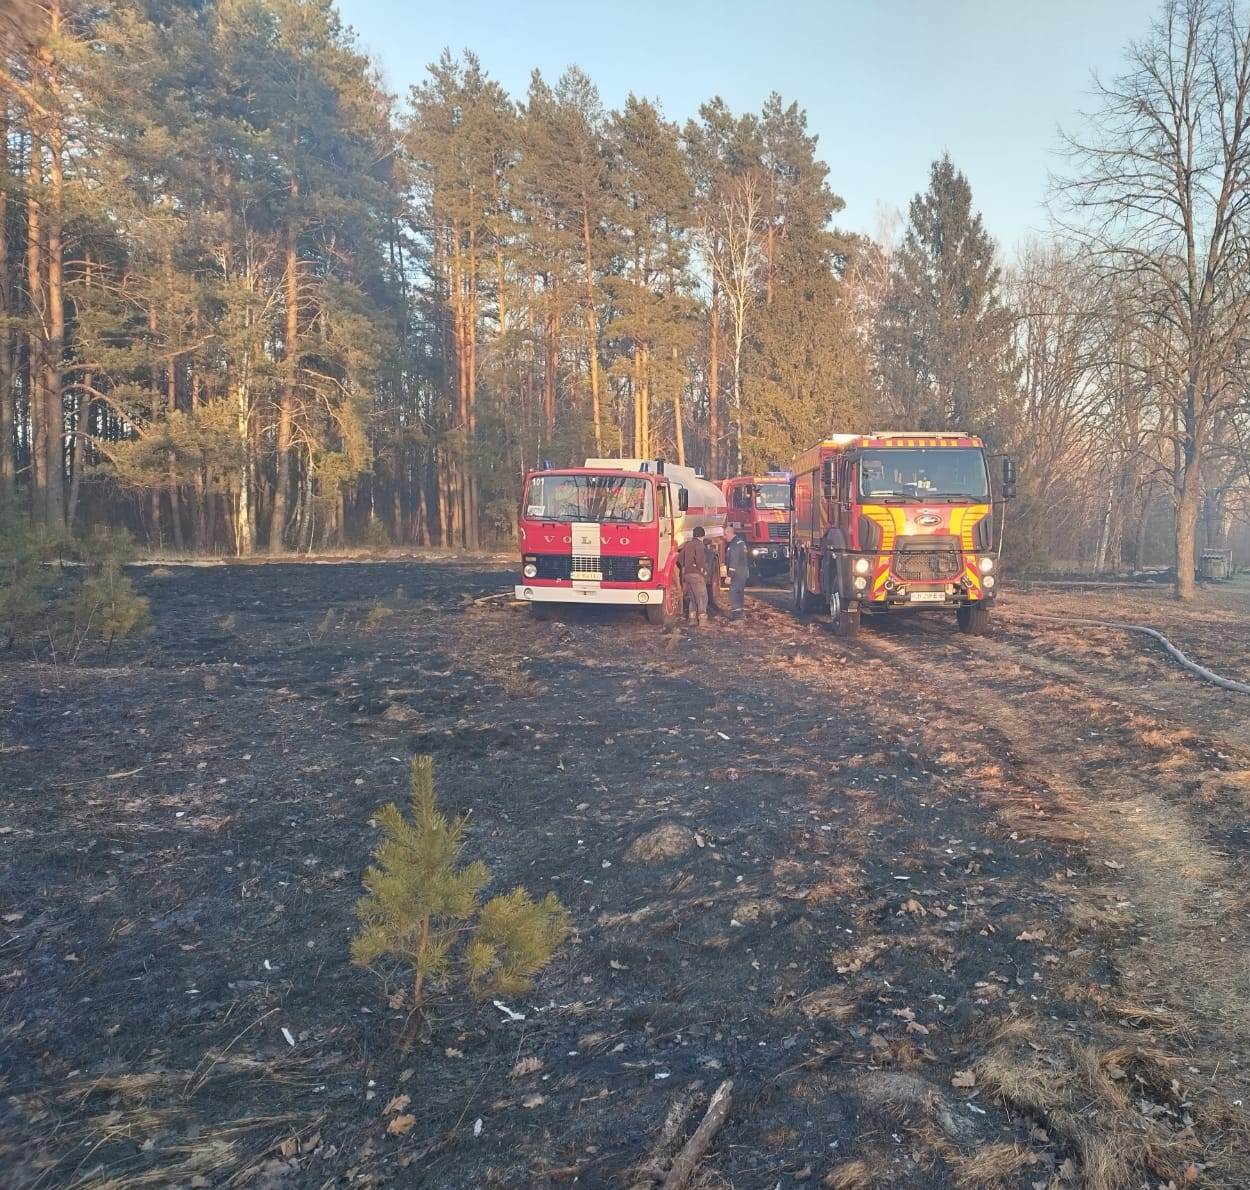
left=822, top=461, right=835, bottom=502
left=677, top=489, right=689, bottom=513
left=1000, top=457, right=1017, bottom=501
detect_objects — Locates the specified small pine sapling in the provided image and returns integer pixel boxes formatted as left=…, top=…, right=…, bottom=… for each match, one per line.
left=463, top=887, right=570, bottom=999
left=352, top=756, right=570, bottom=1016
left=0, top=500, right=50, bottom=648
left=57, top=527, right=150, bottom=660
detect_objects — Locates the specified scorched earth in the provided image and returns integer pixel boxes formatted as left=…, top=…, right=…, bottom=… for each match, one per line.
left=2, top=560, right=1249, bottom=1189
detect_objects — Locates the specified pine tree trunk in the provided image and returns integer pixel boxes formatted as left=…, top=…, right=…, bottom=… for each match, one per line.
left=672, top=347, right=685, bottom=467
left=631, top=351, right=641, bottom=457
left=450, top=222, right=467, bottom=548
left=271, top=180, right=299, bottom=553
left=0, top=105, right=12, bottom=502
left=640, top=345, right=650, bottom=459
left=543, top=277, right=556, bottom=445
left=234, top=370, right=253, bottom=557
left=466, top=225, right=479, bottom=550
left=67, top=370, right=87, bottom=530
left=582, top=210, right=602, bottom=454
left=27, top=131, right=46, bottom=522
left=42, top=17, right=65, bottom=533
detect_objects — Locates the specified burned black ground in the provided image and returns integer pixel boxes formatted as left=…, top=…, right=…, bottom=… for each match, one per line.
left=2, top=561, right=1248, bottom=1188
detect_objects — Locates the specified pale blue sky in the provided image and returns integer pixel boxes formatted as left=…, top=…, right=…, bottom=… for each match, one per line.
left=338, top=0, right=1161, bottom=256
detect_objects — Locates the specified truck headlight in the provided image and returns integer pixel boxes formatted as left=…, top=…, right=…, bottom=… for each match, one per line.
left=637, top=559, right=653, bottom=582
left=979, top=556, right=995, bottom=573
left=853, top=557, right=871, bottom=575
left=523, top=562, right=538, bottom=579
left=853, top=575, right=868, bottom=591
left=984, top=575, right=996, bottom=588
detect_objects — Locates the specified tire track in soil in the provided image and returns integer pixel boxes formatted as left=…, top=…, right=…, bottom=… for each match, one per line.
left=851, top=615, right=1250, bottom=1058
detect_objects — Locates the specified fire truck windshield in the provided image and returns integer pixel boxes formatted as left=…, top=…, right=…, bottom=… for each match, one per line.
left=859, top=448, right=989, bottom=502
left=524, top=474, right=654, bottom=523
left=754, top=482, right=791, bottom=510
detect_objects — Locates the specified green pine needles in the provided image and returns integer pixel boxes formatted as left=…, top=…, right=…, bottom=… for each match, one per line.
left=352, top=756, right=569, bottom=1014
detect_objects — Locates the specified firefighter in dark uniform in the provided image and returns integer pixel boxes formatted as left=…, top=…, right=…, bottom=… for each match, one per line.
left=725, top=524, right=749, bottom=620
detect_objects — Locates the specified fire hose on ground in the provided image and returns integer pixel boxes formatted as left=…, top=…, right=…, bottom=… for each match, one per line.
left=1001, top=610, right=1250, bottom=696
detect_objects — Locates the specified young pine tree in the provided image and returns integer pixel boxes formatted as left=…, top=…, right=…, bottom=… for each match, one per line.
left=57, top=526, right=151, bottom=660
left=0, top=501, right=50, bottom=648
left=352, top=756, right=569, bottom=1013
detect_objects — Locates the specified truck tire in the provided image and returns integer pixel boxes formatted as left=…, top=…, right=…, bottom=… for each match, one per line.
left=957, top=604, right=990, bottom=635
left=830, top=590, right=860, bottom=638
left=792, top=558, right=821, bottom=615
left=646, top=570, right=682, bottom=628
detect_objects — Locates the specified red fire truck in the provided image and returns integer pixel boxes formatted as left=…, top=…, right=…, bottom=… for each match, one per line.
left=789, top=432, right=1015, bottom=637
left=515, top=458, right=727, bottom=627
left=720, top=473, right=792, bottom=578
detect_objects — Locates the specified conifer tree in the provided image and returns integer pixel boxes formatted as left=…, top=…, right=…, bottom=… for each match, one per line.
left=876, top=155, right=1018, bottom=436
left=352, top=755, right=569, bottom=1012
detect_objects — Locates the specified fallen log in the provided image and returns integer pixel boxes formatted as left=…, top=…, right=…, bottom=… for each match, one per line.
left=660, top=1079, right=733, bottom=1190
left=628, top=1093, right=697, bottom=1187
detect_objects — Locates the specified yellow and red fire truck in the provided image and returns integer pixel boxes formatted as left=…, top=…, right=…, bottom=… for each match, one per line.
left=789, top=432, right=1015, bottom=637
left=515, top=458, right=727, bottom=627
left=720, top=473, right=792, bottom=578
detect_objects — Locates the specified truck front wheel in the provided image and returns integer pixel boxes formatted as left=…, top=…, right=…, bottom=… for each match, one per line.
left=957, top=604, right=990, bottom=635
left=647, top=571, right=682, bottom=627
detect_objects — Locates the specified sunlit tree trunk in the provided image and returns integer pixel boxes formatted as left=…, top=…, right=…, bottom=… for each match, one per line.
left=0, top=106, right=13, bottom=502
left=27, top=130, right=46, bottom=522
left=581, top=209, right=602, bottom=454
left=271, top=176, right=299, bottom=552
left=41, top=3, right=65, bottom=532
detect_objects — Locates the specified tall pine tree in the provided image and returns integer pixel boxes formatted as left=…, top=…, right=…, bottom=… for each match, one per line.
left=876, top=155, right=1017, bottom=437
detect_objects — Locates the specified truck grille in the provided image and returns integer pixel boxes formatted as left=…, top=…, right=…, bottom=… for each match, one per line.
left=767, top=523, right=790, bottom=541
left=531, top=554, right=640, bottom=582
left=892, top=542, right=961, bottom=581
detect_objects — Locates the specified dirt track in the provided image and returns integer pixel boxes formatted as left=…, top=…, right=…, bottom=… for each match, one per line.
left=2, top=562, right=1249, bottom=1188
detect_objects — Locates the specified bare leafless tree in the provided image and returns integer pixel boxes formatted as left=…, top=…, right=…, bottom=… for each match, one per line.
left=1058, top=0, right=1250, bottom=597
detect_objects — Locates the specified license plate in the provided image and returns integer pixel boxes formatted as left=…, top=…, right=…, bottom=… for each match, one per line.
left=909, top=591, right=945, bottom=603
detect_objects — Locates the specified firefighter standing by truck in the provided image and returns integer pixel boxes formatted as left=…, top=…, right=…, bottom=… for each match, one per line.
left=679, top=527, right=709, bottom=626
left=725, top=525, right=749, bottom=620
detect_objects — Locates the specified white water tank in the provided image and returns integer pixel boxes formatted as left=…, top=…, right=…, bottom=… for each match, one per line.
left=584, top=459, right=727, bottom=545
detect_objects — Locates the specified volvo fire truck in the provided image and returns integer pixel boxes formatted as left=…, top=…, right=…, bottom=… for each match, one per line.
left=720, top=473, right=792, bottom=577
left=515, top=458, right=727, bottom=627
left=789, top=432, right=1015, bottom=637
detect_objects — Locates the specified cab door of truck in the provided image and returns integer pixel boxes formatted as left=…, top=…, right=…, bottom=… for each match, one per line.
left=657, top=481, right=674, bottom=572
left=730, top=482, right=752, bottom=535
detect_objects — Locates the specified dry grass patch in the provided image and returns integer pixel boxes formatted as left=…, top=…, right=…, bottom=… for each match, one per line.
left=950, top=1143, right=1031, bottom=1188
left=1136, top=725, right=1197, bottom=751
left=798, top=987, right=858, bottom=1022
left=823, top=1158, right=872, bottom=1188
left=831, top=935, right=892, bottom=975
left=1062, top=983, right=1183, bottom=1034
left=973, top=1019, right=1196, bottom=1190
